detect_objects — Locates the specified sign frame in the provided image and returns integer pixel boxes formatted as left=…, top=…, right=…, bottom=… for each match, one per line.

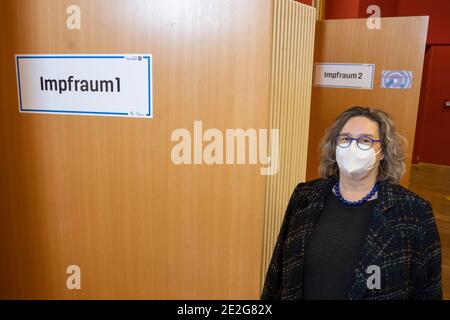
left=15, top=54, right=153, bottom=118
left=313, top=62, right=375, bottom=90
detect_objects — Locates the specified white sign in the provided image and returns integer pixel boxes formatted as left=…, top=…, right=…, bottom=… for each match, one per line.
left=314, top=63, right=375, bottom=89
left=15, top=54, right=153, bottom=118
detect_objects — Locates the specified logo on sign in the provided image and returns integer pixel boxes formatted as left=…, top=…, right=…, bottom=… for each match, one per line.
left=381, top=70, right=413, bottom=89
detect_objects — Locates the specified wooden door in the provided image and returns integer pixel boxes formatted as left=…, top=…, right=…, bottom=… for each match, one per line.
left=306, top=17, right=429, bottom=187
left=0, top=0, right=316, bottom=299
left=0, top=0, right=273, bottom=299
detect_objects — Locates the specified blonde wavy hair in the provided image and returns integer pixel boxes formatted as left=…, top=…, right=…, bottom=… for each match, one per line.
left=319, top=106, right=408, bottom=184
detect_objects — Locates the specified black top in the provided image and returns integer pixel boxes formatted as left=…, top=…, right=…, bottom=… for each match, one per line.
left=303, top=190, right=378, bottom=300
left=261, top=177, right=442, bottom=300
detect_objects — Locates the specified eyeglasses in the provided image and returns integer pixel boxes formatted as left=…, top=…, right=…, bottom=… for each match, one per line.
left=336, top=134, right=382, bottom=150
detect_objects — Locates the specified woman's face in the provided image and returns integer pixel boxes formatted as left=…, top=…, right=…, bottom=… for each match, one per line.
left=339, top=116, right=384, bottom=163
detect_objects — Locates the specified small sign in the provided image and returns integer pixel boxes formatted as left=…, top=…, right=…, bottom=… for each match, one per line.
left=381, top=70, right=413, bottom=89
left=15, top=54, right=153, bottom=118
left=314, top=63, right=375, bottom=89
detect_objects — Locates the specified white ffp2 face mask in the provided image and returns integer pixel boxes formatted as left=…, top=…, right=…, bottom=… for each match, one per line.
left=335, top=142, right=382, bottom=176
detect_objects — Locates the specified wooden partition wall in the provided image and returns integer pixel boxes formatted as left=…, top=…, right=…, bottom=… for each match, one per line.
left=260, top=0, right=316, bottom=292
left=0, top=0, right=315, bottom=299
left=306, top=17, right=429, bottom=187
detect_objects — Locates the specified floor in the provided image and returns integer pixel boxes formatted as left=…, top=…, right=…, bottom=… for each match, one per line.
left=410, top=163, right=450, bottom=300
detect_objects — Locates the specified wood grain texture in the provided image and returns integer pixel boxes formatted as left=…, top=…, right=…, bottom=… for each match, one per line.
left=0, top=0, right=274, bottom=299
left=260, top=0, right=316, bottom=293
left=306, top=17, right=429, bottom=187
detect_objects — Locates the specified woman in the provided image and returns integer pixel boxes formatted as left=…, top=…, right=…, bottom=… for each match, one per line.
left=261, top=106, right=442, bottom=300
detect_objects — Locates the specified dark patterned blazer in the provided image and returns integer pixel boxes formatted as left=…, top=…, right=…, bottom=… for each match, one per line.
left=261, top=175, right=442, bottom=300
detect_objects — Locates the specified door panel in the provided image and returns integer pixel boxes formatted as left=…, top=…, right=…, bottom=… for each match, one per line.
left=306, top=17, right=429, bottom=187
left=0, top=0, right=273, bottom=299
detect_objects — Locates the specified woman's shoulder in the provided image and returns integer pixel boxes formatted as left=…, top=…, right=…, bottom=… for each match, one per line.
left=290, top=176, right=335, bottom=200
left=382, top=181, right=435, bottom=226
left=387, top=181, right=431, bottom=209
left=297, top=176, right=336, bottom=189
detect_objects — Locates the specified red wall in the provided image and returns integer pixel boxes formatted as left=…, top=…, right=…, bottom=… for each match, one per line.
left=327, top=0, right=450, bottom=44
left=325, top=0, right=395, bottom=20
left=297, top=0, right=313, bottom=6
left=396, top=0, right=450, bottom=165
left=397, top=0, right=450, bottom=45
left=412, top=47, right=432, bottom=165
left=326, top=0, right=359, bottom=19
left=413, top=46, right=450, bottom=166
left=358, top=0, right=398, bottom=18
